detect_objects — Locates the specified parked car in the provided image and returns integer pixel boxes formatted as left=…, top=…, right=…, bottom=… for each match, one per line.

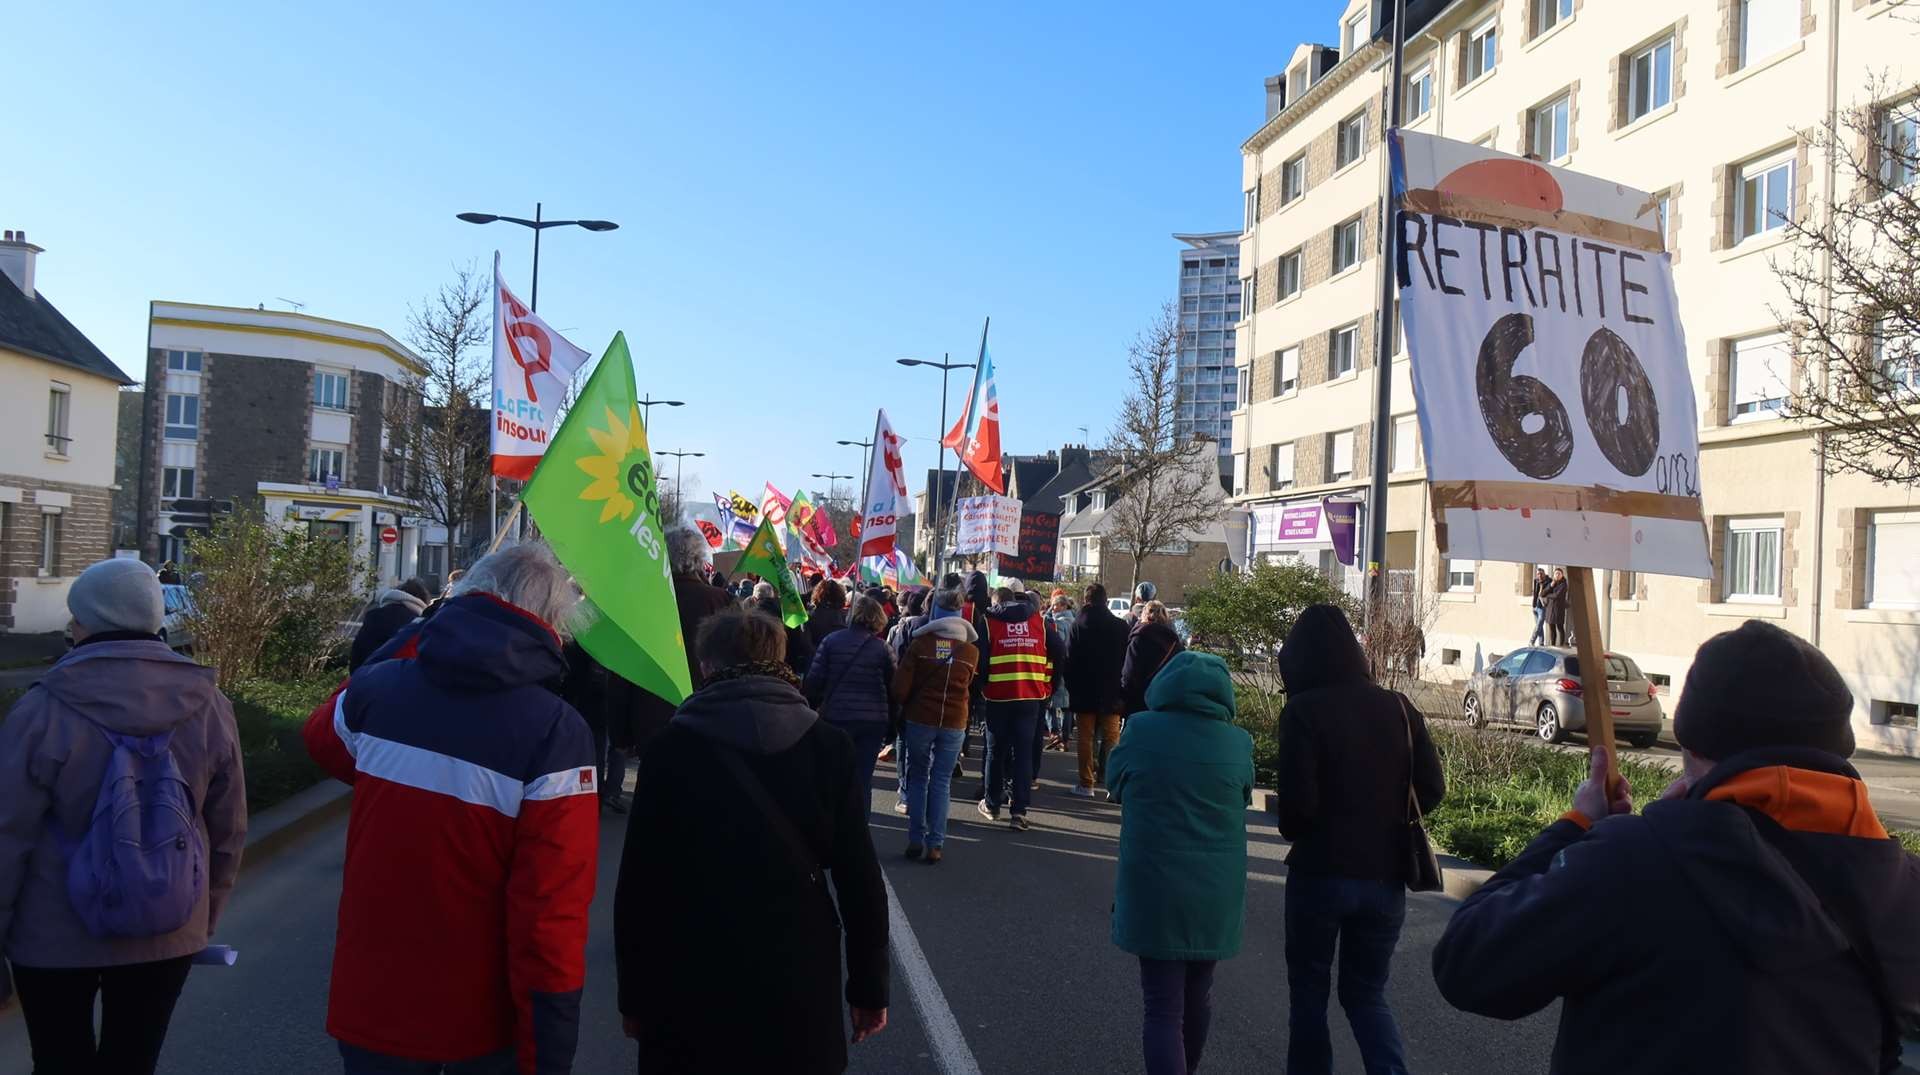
left=1108, top=597, right=1132, bottom=616
left=1460, top=647, right=1664, bottom=748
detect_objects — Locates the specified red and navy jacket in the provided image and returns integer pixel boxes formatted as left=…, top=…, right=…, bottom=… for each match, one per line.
left=303, top=594, right=598, bottom=1074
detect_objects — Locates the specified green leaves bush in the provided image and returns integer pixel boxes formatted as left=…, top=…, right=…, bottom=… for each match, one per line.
left=1186, top=561, right=1357, bottom=669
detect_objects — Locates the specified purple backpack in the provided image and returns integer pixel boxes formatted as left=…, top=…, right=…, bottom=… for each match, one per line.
left=63, top=722, right=205, bottom=938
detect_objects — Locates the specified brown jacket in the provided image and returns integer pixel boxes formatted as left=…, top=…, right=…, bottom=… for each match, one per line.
left=891, top=617, right=979, bottom=731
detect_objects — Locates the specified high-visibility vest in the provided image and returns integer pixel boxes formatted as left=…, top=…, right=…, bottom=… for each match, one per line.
left=984, top=611, right=1052, bottom=702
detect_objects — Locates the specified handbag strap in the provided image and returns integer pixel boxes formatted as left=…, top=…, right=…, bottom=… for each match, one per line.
left=1396, top=694, right=1425, bottom=825
left=1740, top=805, right=1900, bottom=1072
left=707, top=738, right=824, bottom=889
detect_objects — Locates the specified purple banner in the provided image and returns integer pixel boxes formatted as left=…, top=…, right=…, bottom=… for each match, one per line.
left=1276, top=504, right=1321, bottom=543
left=1323, top=498, right=1360, bottom=566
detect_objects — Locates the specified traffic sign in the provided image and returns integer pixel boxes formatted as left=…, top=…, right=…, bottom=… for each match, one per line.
left=379, top=526, right=399, bottom=545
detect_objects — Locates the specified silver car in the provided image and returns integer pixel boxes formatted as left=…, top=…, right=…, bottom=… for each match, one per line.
left=1461, top=647, right=1665, bottom=748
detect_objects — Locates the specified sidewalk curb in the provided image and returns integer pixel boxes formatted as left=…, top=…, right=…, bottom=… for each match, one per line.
left=241, top=779, right=352, bottom=870
left=1257, top=791, right=1496, bottom=900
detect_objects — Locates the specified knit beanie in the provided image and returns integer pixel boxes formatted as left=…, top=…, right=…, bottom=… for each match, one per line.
left=1673, top=620, right=1855, bottom=760
left=68, top=558, right=165, bottom=635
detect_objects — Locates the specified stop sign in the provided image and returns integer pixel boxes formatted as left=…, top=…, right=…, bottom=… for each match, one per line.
left=379, top=526, right=399, bottom=545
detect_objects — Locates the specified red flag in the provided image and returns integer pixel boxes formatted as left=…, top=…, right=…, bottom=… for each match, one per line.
left=944, top=330, right=1005, bottom=495
left=696, top=519, right=724, bottom=549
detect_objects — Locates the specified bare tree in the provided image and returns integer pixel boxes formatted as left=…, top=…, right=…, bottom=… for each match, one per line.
left=1103, top=303, right=1222, bottom=592
left=388, top=264, right=492, bottom=571
left=1775, top=70, right=1920, bottom=484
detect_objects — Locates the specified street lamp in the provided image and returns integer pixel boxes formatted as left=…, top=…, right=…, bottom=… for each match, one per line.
left=836, top=438, right=874, bottom=506
left=811, top=472, right=854, bottom=513
left=897, top=355, right=976, bottom=579
left=456, top=203, right=618, bottom=312
left=638, top=393, right=686, bottom=436
left=658, top=450, right=704, bottom=509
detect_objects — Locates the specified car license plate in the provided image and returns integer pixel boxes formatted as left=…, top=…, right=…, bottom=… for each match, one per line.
left=1609, top=691, right=1636, bottom=703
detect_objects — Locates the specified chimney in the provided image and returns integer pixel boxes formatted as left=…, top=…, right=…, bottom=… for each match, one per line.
left=0, top=230, right=41, bottom=299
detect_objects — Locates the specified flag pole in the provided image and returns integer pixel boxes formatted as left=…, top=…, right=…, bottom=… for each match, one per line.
left=942, top=317, right=989, bottom=578
left=1363, top=0, right=1407, bottom=635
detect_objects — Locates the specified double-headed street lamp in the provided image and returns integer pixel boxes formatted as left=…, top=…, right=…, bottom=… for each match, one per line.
left=658, top=450, right=704, bottom=509
left=455, top=204, right=617, bottom=312
left=897, top=355, right=976, bottom=578
left=836, top=438, right=874, bottom=504
left=811, top=472, right=854, bottom=514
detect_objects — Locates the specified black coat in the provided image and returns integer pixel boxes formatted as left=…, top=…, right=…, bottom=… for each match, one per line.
left=628, top=574, right=736, bottom=750
left=1065, top=603, right=1130, bottom=716
left=615, top=675, right=888, bottom=1074
left=751, top=597, right=816, bottom=677
left=1433, top=747, right=1920, bottom=1075
left=804, top=604, right=848, bottom=649
left=1542, top=577, right=1569, bottom=624
left=803, top=628, right=896, bottom=727
left=1119, top=621, right=1185, bottom=718
left=1274, top=605, right=1445, bottom=883
left=349, top=598, right=423, bottom=672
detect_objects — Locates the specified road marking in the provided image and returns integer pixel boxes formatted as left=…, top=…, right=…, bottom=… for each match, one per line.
left=883, top=873, right=983, bottom=1075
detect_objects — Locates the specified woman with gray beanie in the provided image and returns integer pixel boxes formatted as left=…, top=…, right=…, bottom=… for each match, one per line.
left=0, top=558, right=247, bottom=1074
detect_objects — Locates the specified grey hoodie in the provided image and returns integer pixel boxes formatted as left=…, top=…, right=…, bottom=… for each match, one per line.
left=0, top=639, right=247, bottom=970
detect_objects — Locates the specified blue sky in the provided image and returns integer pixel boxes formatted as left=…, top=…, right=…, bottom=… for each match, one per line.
left=11, top=1, right=1322, bottom=504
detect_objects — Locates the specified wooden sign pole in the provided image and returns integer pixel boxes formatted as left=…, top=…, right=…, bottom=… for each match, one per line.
left=1564, top=566, right=1618, bottom=781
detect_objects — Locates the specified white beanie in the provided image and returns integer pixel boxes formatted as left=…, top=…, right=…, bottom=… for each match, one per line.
left=68, top=559, right=165, bottom=635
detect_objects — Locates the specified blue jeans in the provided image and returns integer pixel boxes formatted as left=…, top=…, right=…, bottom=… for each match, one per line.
left=1139, top=957, right=1216, bottom=1075
left=983, top=700, right=1041, bottom=816
left=1529, top=605, right=1546, bottom=645
left=831, top=721, right=888, bottom=812
left=339, top=1042, right=514, bottom=1074
left=1283, top=874, right=1409, bottom=1075
left=900, top=723, right=965, bottom=848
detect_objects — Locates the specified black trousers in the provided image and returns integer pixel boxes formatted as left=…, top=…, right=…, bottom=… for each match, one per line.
left=10, top=956, right=193, bottom=1075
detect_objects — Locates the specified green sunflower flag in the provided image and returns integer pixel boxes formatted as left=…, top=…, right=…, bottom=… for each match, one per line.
left=522, top=332, right=693, bottom=704
left=735, top=516, right=807, bottom=629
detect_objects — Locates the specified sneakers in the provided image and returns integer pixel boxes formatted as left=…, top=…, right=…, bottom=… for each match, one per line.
left=1009, top=814, right=1032, bottom=832
left=894, top=800, right=909, bottom=816
left=976, top=799, right=1001, bottom=822
left=905, top=844, right=924, bottom=860
left=1070, top=785, right=1096, bottom=798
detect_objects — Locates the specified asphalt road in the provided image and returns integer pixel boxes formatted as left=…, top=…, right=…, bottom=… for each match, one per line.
left=0, top=748, right=1562, bottom=1074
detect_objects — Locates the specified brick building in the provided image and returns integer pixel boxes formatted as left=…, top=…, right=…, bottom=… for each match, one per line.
left=1057, top=441, right=1247, bottom=605
left=0, top=231, right=136, bottom=632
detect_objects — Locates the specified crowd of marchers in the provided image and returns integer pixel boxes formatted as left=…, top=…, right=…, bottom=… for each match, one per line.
left=0, top=536, right=1915, bottom=1075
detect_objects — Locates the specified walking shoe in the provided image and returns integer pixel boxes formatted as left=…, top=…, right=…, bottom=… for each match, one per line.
left=894, top=800, right=909, bottom=816
left=905, top=844, right=924, bottom=860
left=1009, top=814, right=1032, bottom=832
left=878, top=744, right=896, bottom=762
left=1070, top=785, right=1095, bottom=798
left=925, top=847, right=943, bottom=865
left=976, top=799, right=1001, bottom=822
left=603, top=795, right=629, bottom=815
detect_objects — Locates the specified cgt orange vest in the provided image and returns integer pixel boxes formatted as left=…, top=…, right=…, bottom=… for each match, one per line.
left=984, top=611, right=1052, bottom=702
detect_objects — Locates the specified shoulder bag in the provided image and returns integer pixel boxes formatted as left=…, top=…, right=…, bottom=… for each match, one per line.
left=1398, top=693, right=1445, bottom=893
left=708, top=739, right=827, bottom=892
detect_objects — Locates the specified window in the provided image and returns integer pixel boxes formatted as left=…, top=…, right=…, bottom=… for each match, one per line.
left=1447, top=557, right=1477, bottom=591
left=1867, top=510, right=1920, bottom=610
left=1405, top=65, right=1434, bottom=121
left=1237, top=365, right=1252, bottom=404
left=1876, top=700, right=1919, bottom=729
left=1281, top=154, right=1307, bottom=204
left=1655, top=191, right=1673, bottom=247
left=1345, top=12, right=1369, bottom=56
left=1330, top=430, right=1355, bottom=480
left=1627, top=36, right=1674, bottom=123
left=1734, top=151, right=1794, bottom=242
left=1288, top=65, right=1307, bottom=103
left=1244, top=187, right=1258, bottom=230
left=1278, top=346, right=1300, bottom=395
left=1616, top=570, right=1639, bottom=599
left=1268, top=442, right=1294, bottom=490
left=165, top=349, right=203, bottom=373
left=1091, top=490, right=1107, bottom=511
left=1533, top=0, right=1572, bottom=35
left=1392, top=415, right=1419, bottom=472
left=1730, top=333, right=1789, bottom=421
left=46, top=382, right=70, bottom=455
left=1240, top=275, right=1256, bottom=315
left=1278, top=249, right=1302, bottom=298
left=1873, top=315, right=1918, bottom=397
left=164, top=393, right=199, bottom=440
left=39, top=512, right=58, bottom=577
left=308, top=446, right=345, bottom=485
left=162, top=466, right=195, bottom=500
left=1529, top=93, right=1571, bottom=161
left=1466, top=18, right=1498, bottom=82
left=1333, top=218, right=1363, bottom=273
left=1521, top=651, right=1559, bottom=675
left=315, top=371, right=349, bottom=410
left=1330, top=324, right=1358, bottom=377
left=1724, top=517, right=1784, bottom=601
left=1336, top=112, right=1367, bottom=169
left=1737, top=0, right=1798, bottom=69
left=1882, top=100, right=1918, bottom=190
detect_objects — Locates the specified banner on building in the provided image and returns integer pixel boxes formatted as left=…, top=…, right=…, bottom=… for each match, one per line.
left=997, top=508, right=1060, bottom=580
left=1323, top=498, right=1360, bottom=567
left=490, top=253, right=592, bottom=480
left=859, top=409, right=909, bottom=558
left=1393, top=130, right=1710, bottom=578
left=954, top=495, right=1022, bottom=557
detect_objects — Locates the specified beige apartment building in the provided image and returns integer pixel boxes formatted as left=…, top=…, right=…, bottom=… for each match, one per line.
left=1232, top=0, right=1920, bottom=753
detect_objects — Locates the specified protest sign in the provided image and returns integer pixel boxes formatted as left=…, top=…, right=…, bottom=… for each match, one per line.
left=997, top=508, right=1060, bottom=579
left=954, top=495, right=1022, bottom=557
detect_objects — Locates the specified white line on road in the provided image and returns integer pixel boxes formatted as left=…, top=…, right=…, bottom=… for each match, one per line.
left=883, top=872, right=983, bottom=1075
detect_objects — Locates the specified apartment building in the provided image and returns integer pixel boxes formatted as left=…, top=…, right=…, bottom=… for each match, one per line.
left=0, top=231, right=134, bottom=632
left=1174, top=233, right=1243, bottom=456
left=136, top=302, right=450, bottom=587
left=1233, top=0, right=1920, bottom=753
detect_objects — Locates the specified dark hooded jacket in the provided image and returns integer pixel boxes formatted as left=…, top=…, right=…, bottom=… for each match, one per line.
left=1120, top=620, right=1185, bottom=718
left=628, top=573, right=736, bottom=750
left=804, top=626, right=896, bottom=727
left=1433, top=746, right=1920, bottom=1075
left=615, top=674, right=888, bottom=1075
left=805, top=602, right=848, bottom=649
left=755, top=597, right=816, bottom=678
left=1274, top=604, right=1444, bottom=883
left=1066, top=600, right=1131, bottom=716
left=974, top=596, right=1066, bottom=699
left=351, top=587, right=427, bottom=671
